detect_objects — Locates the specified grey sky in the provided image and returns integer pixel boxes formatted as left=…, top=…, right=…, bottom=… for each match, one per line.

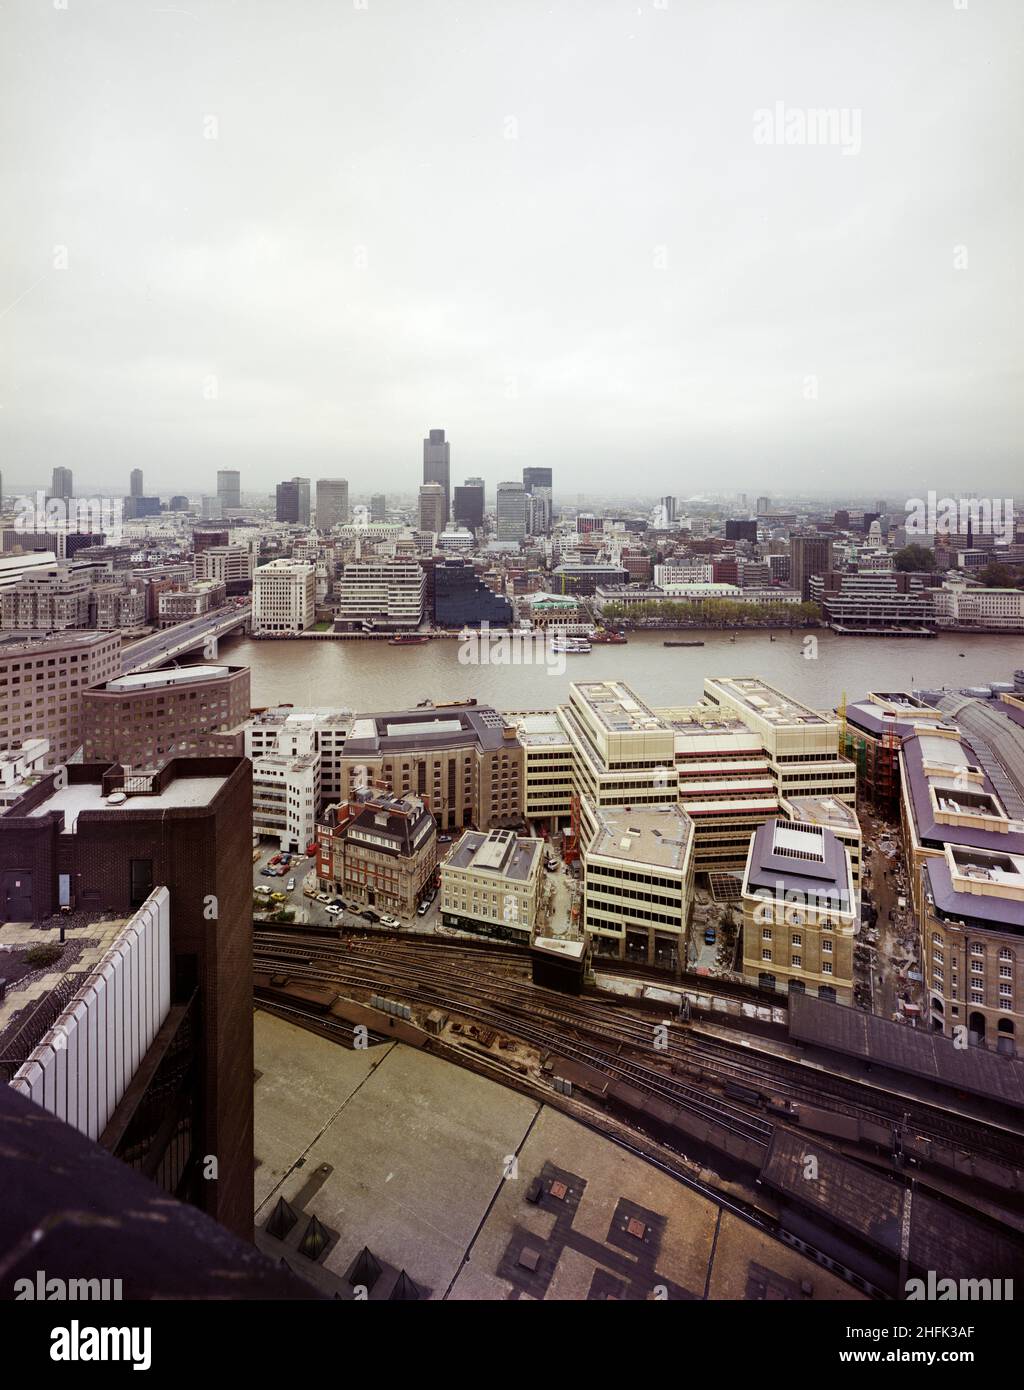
left=1, top=0, right=1021, bottom=500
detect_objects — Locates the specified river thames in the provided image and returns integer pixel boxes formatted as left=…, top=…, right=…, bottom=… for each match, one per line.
left=221, top=629, right=1023, bottom=713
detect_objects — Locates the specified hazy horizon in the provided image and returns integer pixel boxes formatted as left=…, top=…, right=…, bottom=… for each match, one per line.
left=2, top=0, right=1021, bottom=498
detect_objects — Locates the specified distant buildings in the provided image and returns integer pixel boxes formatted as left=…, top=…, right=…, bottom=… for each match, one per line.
left=496, top=481, right=528, bottom=542
left=253, top=558, right=316, bottom=635
left=129, top=468, right=143, bottom=497
left=423, top=428, right=450, bottom=525
left=217, top=468, right=241, bottom=513
left=418, top=481, right=446, bottom=536
left=790, top=533, right=833, bottom=603
left=275, top=476, right=311, bottom=526
left=522, top=467, right=553, bottom=535
left=434, top=557, right=513, bottom=627
left=50, top=467, right=73, bottom=500
left=316, top=478, right=349, bottom=530
left=453, top=481, right=484, bottom=531
left=370, top=493, right=387, bottom=522
left=333, top=555, right=424, bottom=632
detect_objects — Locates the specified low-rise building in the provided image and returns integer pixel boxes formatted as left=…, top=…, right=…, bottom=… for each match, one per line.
left=317, top=790, right=436, bottom=915
left=251, top=750, right=320, bottom=852
left=157, top=579, right=227, bottom=627
left=440, top=827, right=544, bottom=942
left=741, top=818, right=857, bottom=1003
left=333, top=555, right=424, bottom=631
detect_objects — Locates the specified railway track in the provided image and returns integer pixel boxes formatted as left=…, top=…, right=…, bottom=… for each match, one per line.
left=254, top=928, right=1024, bottom=1167
left=254, top=939, right=773, bottom=1145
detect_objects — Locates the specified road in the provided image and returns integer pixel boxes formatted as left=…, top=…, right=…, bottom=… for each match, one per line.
left=121, top=604, right=251, bottom=673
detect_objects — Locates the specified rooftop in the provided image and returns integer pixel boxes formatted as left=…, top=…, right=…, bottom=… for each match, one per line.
left=103, top=664, right=234, bottom=692
left=587, top=801, right=694, bottom=873
left=446, top=828, right=542, bottom=882
left=705, top=676, right=829, bottom=728
left=744, top=819, right=853, bottom=907
left=571, top=680, right=670, bottom=735
left=785, top=795, right=861, bottom=834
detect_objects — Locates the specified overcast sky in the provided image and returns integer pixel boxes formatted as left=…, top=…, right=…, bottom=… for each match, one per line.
left=1, top=0, right=1021, bottom=502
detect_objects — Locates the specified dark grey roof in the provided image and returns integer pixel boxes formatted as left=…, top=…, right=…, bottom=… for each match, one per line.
left=925, top=856, right=1024, bottom=933
left=788, top=992, right=1024, bottom=1108
left=745, top=818, right=850, bottom=903
left=345, top=704, right=510, bottom=754
left=901, top=734, right=1024, bottom=856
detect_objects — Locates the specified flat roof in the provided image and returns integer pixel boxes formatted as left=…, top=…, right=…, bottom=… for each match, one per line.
left=587, top=801, right=693, bottom=872
left=447, top=829, right=542, bottom=881
left=27, top=775, right=230, bottom=830
left=788, top=992, right=1024, bottom=1108
left=104, top=664, right=232, bottom=692
left=571, top=680, right=670, bottom=735
left=706, top=676, right=829, bottom=728
left=785, top=795, right=861, bottom=834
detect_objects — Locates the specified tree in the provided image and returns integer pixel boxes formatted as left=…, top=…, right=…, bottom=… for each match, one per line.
left=894, top=544, right=936, bottom=573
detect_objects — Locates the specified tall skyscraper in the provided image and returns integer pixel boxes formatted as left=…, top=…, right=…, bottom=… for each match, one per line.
left=418, top=481, right=446, bottom=535
left=756, top=496, right=770, bottom=515
left=275, top=476, right=311, bottom=525
left=316, top=478, right=349, bottom=530
left=370, top=493, right=386, bottom=522
left=453, top=481, right=485, bottom=531
left=790, top=533, right=833, bottom=602
left=51, top=467, right=73, bottom=500
left=217, top=469, right=241, bottom=512
left=130, top=468, right=143, bottom=497
left=522, top=467, right=553, bottom=535
left=423, top=428, right=450, bottom=525
left=496, top=481, right=528, bottom=542
left=660, top=496, right=677, bottom=524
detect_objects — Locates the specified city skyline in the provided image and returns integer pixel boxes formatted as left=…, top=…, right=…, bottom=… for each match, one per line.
left=1, top=2, right=1020, bottom=497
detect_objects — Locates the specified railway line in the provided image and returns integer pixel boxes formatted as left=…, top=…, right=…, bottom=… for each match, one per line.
left=254, top=928, right=1024, bottom=1169
left=254, top=936, right=772, bottom=1145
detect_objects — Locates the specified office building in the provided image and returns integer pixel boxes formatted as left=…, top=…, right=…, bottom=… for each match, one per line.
left=82, top=664, right=252, bottom=767
left=333, top=556, right=424, bottom=631
left=509, top=711, right=574, bottom=831
left=157, top=579, right=227, bottom=626
left=275, top=476, right=311, bottom=526
left=726, top=519, right=758, bottom=542
left=250, top=748, right=320, bottom=852
left=370, top=493, right=386, bottom=522
left=316, top=477, right=349, bottom=530
left=453, top=481, right=485, bottom=531
left=244, top=706, right=352, bottom=806
left=129, top=468, right=143, bottom=497
left=741, top=819, right=857, bottom=1002
left=434, top=557, right=513, bottom=627
left=317, top=790, right=437, bottom=915
left=194, top=541, right=258, bottom=589
left=0, top=756, right=255, bottom=1240
left=0, top=563, right=93, bottom=630
left=583, top=801, right=695, bottom=966
left=0, top=630, right=121, bottom=764
left=441, top=827, right=544, bottom=942
left=217, top=469, right=241, bottom=513
left=423, top=428, right=450, bottom=524
left=496, top=481, right=528, bottom=542
left=51, top=467, right=73, bottom=500
left=790, top=533, right=833, bottom=602
left=418, top=481, right=446, bottom=536
left=338, top=703, right=523, bottom=832
left=253, top=559, right=316, bottom=634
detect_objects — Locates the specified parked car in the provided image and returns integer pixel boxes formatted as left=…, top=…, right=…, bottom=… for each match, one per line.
left=316, top=892, right=330, bottom=903
left=286, top=878, right=295, bottom=892
left=269, top=854, right=281, bottom=865
left=545, top=858, right=558, bottom=872
left=362, top=909, right=380, bottom=923
left=255, top=886, right=271, bottom=896
left=306, top=841, right=318, bottom=856
left=704, top=927, right=717, bottom=945
left=270, top=891, right=287, bottom=902
left=329, top=898, right=345, bottom=908
left=438, top=834, right=452, bottom=844
left=325, top=903, right=343, bottom=915
left=379, top=914, right=400, bottom=928
left=260, top=867, right=274, bottom=877
left=417, top=900, right=431, bottom=916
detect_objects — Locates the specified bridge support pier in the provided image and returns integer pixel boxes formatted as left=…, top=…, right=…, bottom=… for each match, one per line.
left=203, top=635, right=219, bottom=659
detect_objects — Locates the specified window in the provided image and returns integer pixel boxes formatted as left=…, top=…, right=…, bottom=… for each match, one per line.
left=761, top=948, right=772, bottom=961
left=822, top=939, right=832, bottom=954
left=822, top=962, right=833, bottom=975
left=762, top=928, right=772, bottom=941
left=130, top=858, right=154, bottom=908
left=791, top=955, right=801, bottom=968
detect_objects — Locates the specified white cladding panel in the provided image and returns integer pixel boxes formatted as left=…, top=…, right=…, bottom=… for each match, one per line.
left=10, top=888, right=172, bottom=1141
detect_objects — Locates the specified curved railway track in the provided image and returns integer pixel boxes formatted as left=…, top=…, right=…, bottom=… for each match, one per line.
left=254, top=928, right=1024, bottom=1167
